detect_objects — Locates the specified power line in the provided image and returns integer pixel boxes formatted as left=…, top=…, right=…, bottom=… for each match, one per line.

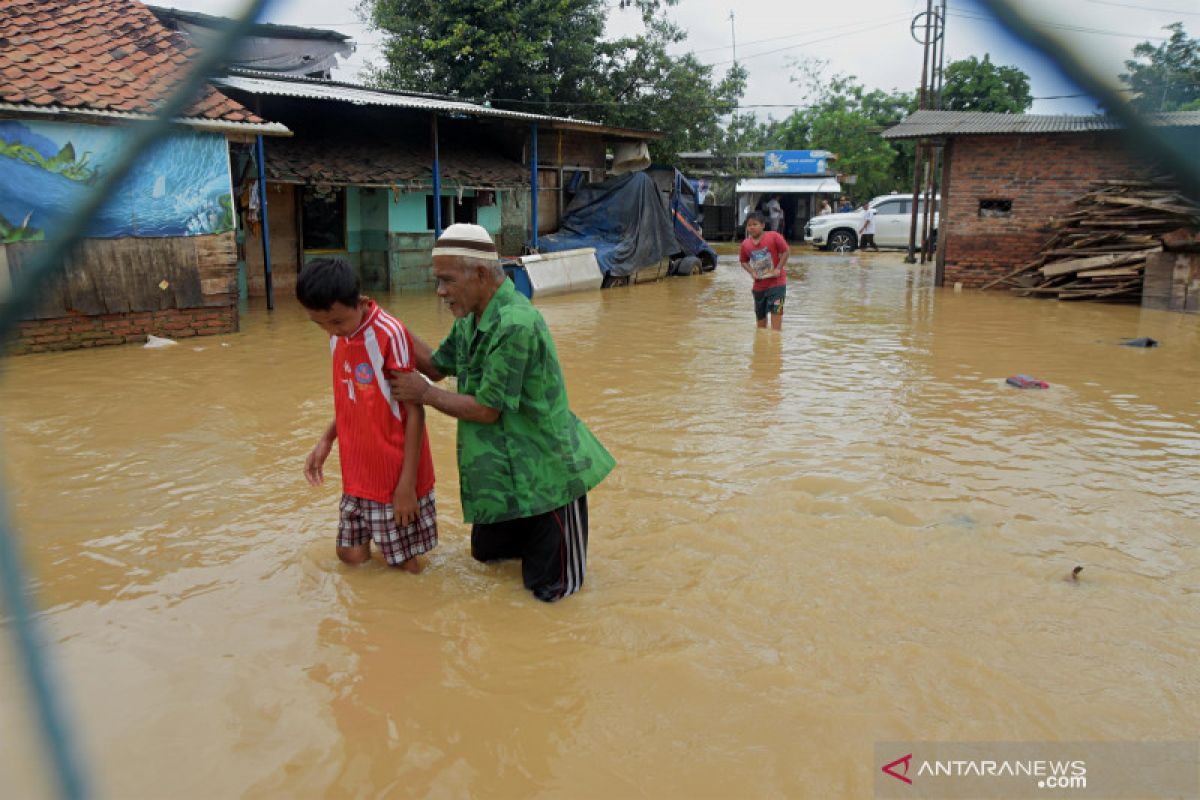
left=1081, top=0, right=1200, bottom=16
left=704, top=19, right=907, bottom=66
left=688, top=13, right=912, bottom=54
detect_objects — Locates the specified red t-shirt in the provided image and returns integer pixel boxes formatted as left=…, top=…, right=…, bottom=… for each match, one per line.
left=740, top=231, right=789, bottom=291
left=330, top=302, right=435, bottom=503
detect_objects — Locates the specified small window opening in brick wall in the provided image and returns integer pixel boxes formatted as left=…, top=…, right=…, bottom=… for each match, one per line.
left=979, top=198, right=1013, bottom=218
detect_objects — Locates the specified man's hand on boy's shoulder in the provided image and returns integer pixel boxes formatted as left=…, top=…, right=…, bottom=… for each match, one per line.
left=389, top=369, right=430, bottom=404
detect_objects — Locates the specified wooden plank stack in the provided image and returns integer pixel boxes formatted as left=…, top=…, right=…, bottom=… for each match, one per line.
left=982, top=179, right=1200, bottom=302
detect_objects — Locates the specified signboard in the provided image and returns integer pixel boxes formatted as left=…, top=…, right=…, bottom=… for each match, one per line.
left=764, top=150, right=830, bottom=175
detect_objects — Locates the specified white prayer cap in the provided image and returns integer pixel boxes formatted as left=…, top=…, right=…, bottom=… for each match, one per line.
left=431, top=223, right=498, bottom=260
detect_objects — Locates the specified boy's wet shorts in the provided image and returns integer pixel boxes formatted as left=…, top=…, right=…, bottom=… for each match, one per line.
left=337, top=491, right=438, bottom=565
left=752, top=284, right=786, bottom=320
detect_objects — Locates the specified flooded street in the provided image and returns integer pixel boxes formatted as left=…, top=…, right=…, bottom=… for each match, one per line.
left=2, top=251, right=1198, bottom=798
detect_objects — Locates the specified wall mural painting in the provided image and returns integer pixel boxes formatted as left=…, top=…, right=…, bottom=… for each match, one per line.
left=0, top=119, right=233, bottom=243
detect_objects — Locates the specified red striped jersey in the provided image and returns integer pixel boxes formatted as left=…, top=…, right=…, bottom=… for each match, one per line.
left=330, top=301, right=435, bottom=503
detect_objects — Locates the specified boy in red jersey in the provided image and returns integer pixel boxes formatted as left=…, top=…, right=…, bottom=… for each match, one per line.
left=297, top=258, right=436, bottom=573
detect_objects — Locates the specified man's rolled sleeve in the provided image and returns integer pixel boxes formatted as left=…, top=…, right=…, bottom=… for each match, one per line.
left=473, top=323, right=532, bottom=413
left=430, top=333, right=458, bottom=377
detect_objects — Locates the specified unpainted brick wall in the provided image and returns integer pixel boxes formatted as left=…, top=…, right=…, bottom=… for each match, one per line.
left=942, top=133, right=1147, bottom=288
left=12, top=306, right=238, bottom=354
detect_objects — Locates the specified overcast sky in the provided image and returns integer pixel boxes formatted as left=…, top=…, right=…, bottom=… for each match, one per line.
left=166, top=0, right=1199, bottom=118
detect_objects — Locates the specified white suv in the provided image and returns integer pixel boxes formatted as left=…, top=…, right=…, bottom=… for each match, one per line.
left=804, top=194, right=939, bottom=252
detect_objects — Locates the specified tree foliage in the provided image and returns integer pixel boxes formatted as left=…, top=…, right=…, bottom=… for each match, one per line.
left=761, top=61, right=916, bottom=203
left=1120, top=23, right=1200, bottom=112
left=941, top=55, right=1032, bottom=113
left=357, top=0, right=744, bottom=164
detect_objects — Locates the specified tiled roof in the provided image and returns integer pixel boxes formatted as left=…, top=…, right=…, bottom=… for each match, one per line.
left=0, top=0, right=264, bottom=124
left=881, top=109, right=1200, bottom=139
left=263, top=136, right=528, bottom=189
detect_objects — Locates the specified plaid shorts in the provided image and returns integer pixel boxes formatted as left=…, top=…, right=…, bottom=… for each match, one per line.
left=337, top=491, right=438, bottom=565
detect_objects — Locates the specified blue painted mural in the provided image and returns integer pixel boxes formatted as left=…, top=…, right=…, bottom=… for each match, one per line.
left=0, top=120, right=233, bottom=243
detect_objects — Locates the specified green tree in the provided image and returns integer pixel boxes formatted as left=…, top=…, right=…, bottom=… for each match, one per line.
left=1120, top=22, right=1200, bottom=112
left=359, top=0, right=605, bottom=110
left=941, top=55, right=1032, bottom=113
left=764, top=61, right=915, bottom=202
left=358, top=0, right=744, bottom=164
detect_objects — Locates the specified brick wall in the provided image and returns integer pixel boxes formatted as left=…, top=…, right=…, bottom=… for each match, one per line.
left=7, top=231, right=239, bottom=354
left=12, top=306, right=238, bottom=353
left=942, top=133, right=1147, bottom=288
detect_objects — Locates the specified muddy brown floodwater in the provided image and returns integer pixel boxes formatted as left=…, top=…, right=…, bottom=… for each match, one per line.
left=1, top=252, right=1198, bottom=798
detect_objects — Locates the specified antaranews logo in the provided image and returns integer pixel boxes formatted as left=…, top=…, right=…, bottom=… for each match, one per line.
left=876, top=741, right=1198, bottom=799
left=882, top=754, right=913, bottom=785
left=879, top=750, right=1087, bottom=791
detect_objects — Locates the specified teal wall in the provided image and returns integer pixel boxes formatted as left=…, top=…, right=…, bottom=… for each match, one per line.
left=478, top=198, right=501, bottom=234
left=385, top=188, right=504, bottom=234
left=358, top=188, right=390, bottom=290
left=388, top=191, right=427, bottom=232
left=345, top=187, right=361, bottom=253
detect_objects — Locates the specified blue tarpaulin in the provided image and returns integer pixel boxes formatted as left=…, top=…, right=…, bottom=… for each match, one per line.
left=536, top=172, right=677, bottom=277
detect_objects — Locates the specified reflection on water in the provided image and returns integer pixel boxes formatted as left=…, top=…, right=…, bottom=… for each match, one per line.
left=2, top=253, right=1198, bottom=797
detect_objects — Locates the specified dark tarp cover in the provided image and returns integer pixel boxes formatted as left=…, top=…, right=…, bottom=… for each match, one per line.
left=536, top=172, right=677, bottom=277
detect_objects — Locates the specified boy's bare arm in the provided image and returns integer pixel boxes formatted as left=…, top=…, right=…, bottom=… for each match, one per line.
left=410, top=333, right=445, bottom=382
left=304, top=420, right=337, bottom=486
left=393, top=403, right=423, bottom=526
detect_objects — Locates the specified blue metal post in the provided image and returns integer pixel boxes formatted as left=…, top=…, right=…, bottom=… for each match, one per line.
left=431, top=114, right=442, bottom=238
left=530, top=123, right=539, bottom=250
left=254, top=134, right=274, bottom=311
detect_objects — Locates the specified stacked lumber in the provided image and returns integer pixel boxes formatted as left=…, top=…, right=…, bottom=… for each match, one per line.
left=982, top=179, right=1200, bottom=302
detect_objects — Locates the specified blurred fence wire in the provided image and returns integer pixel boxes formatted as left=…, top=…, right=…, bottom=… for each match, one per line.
left=981, top=0, right=1200, bottom=200
left=0, top=3, right=273, bottom=797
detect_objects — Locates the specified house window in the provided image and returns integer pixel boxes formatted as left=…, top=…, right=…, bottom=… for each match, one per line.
left=453, top=195, right=477, bottom=224
left=427, top=195, right=479, bottom=227
left=301, top=185, right=346, bottom=250
left=979, top=199, right=1013, bottom=217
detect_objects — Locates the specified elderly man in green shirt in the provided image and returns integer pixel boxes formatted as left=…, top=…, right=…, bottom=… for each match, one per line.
left=389, top=224, right=614, bottom=602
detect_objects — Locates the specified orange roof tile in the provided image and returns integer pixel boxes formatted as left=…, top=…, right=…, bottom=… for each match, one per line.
left=0, top=0, right=264, bottom=124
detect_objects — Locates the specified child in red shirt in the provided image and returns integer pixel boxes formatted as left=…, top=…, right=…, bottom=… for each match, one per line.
left=739, top=211, right=790, bottom=330
left=297, top=258, right=436, bottom=572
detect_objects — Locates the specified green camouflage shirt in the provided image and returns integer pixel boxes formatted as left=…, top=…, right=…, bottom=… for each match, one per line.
left=431, top=279, right=615, bottom=524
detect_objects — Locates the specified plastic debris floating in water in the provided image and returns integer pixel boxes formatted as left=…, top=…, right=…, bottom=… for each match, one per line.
left=144, top=334, right=177, bottom=349
left=1006, top=374, right=1049, bottom=389
left=1121, top=337, right=1158, bottom=348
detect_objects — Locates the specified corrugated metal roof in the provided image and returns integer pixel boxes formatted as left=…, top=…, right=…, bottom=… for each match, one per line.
left=213, top=72, right=661, bottom=140
left=147, top=5, right=352, bottom=42
left=215, top=73, right=558, bottom=122
left=881, top=109, right=1200, bottom=139
left=0, top=101, right=291, bottom=135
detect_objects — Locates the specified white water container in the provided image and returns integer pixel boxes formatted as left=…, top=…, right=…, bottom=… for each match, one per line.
left=521, top=248, right=602, bottom=298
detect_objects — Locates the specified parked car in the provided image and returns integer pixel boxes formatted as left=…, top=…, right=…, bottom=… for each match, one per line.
left=803, top=194, right=939, bottom=252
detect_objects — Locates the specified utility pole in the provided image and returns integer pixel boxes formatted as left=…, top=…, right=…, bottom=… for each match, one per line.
left=905, top=0, right=938, bottom=264
left=730, top=10, right=740, bottom=178
left=729, top=10, right=738, bottom=123
left=920, top=0, right=948, bottom=266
